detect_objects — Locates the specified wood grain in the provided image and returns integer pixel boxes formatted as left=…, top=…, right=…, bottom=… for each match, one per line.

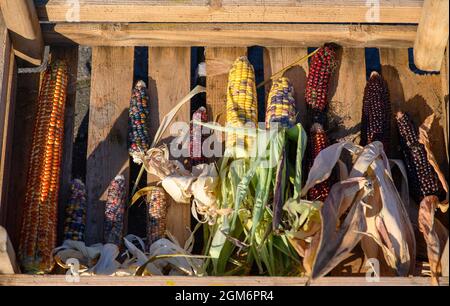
left=85, top=47, right=134, bottom=245
left=0, top=0, right=44, bottom=66
left=50, top=46, right=79, bottom=245
left=0, top=274, right=447, bottom=286
left=413, top=0, right=449, bottom=71
left=35, top=0, right=423, bottom=23
left=42, top=23, right=418, bottom=49
left=205, top=47, right=247, bottom=126
left=381, top=48, right=448, bottom=173
left=148, top=47, right=191, bottom=246
left=263, top=47, right=309, bottom=126
left=328, top=48, right=367, bottom=142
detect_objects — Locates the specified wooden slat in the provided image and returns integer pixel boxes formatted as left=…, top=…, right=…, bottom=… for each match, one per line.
left=0, top=274, right=448, bottom=286
left=51, top=46, right=79, bottom=245
left=35, top=0, right=423, bottom=24
left=85, top=47, right=134, bottom=245
left=0, top=226, right=18, bottom=274
left=0, top=0, right=44, bottom=66
left=205, top=47, right=247, bottom=126
left=380, top=48, right=448, bottom=172
left=42, top=23, right=419, bottom=49
left=263, top=47, right=309, bottom=125
left=147, top=47, right=191, bottom=246
left=413, top=0, right=449, bottom=71
left=328, top=48, right=367, bottom=141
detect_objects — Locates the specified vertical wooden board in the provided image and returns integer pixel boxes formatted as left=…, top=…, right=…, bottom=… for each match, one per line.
left=205, top=47, right=247, bottom=126
left=51, top=46, right=79, bottom=244
left=148, top=47, right=191, bottom=245
left=5, top=72, right=40, bottom=250
left=328, top=48, right=366, bottom=142
left=86, top=47, right=134, bottom=245
left=263, top=47, right=309, bottom=125
left=0, top=31, right=15, bottom=228
left=380, top=48, right=448, bottom=172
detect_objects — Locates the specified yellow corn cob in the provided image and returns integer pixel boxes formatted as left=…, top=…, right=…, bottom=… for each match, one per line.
left=265, top=77, right=297, bottom=129
left=19, top=60, right=68, bottom=273
left=226, top=56, right=258, bottom=154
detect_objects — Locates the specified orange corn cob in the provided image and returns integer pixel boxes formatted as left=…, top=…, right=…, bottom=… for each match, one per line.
left=19, top=60, right=68, bottom=273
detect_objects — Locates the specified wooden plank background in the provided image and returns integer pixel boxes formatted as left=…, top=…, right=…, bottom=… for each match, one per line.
left=85, top=47, right=134, bottom=245
left=148, top=47, right=191, bottom=245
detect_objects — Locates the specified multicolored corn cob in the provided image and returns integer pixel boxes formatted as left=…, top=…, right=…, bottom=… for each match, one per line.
left=396, top=112, right=442, bottom=202
left=128, top=80, right=150, bottom=155
left=63, top=179, right=87, bottom=241
left=104, top=175, right=127, bottom=245
left=190, top=106, right=208, bottom=167
left=360, top=71, right=391, bottom=150
left=307, top=123, right=331, bottom=202
left=226, top=56, right=258, bottom=151
left=19, top=60, right=68, bottom=272
left=305, top=44, right=337, bottom=123
left=265, top=77, right=297, bottom=129
left=146, top=187, right=168, bottom=249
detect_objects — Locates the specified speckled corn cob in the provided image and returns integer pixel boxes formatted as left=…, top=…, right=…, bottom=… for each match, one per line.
left=19, top=60, right=68, bottom=273
left=128, top=80, right=150, bottom=155
left=305, top=44, right=337, bottom=123
left=361, top=71, right=391, bottom=150
left=63, top=179, right=87, bottom=241
left=265, top=77, right=297, bottom=129
left=396, top=112, right=442, bottom=202
left=307, top=123, right=331, bottom=202
left=226, top=56, right=258, bottom=151
left=104, top=175, right=127, bottom=245
left=190, top=106, right=208, bottom=167
left=146, top=187, right=168, bottom=249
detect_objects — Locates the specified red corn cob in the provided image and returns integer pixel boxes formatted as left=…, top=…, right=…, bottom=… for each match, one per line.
left=361, top=71, right=391, bottom=150
left=305, top=44, right=338, bottom=119
left=190, top=106, right=208, bottom=167
left=307, top=123, right=331, bottom=202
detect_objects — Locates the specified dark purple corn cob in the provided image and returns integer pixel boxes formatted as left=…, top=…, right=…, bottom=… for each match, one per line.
left=190, top=106, right=208, bottom=167
left=396, top=112, right=442, bottom=202
left=104, top=175, right=127, bottom=245
left=307, top=123, right=331, bottom=202
left=305, top=44, right=337, bottom=123
left=128, top=80, right=150, bottom=155
left=361, top=71, right=391, bottom=150
left=63, top=179, right=87, bottom=241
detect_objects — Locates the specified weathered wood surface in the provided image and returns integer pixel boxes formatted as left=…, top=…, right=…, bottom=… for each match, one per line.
left=0, top=0, right=44, bottom=65
left=148, top=47, right=191, bottom=245
left=85, top=47, right=134, bottom=245
left=380, top=48, right=448, bottom=173
left=205, top=47, right=247, bottom=126
left=51, top=46, right=79, bottom=245
left=0, top=274, right=448, bottom=286
left=35, top=0, right=424, bottom=24
left=413, top=0, right=449, bottom=71
left=42, top=23, right=418, bottom=49
left=0, top=226, right=19, bottom=274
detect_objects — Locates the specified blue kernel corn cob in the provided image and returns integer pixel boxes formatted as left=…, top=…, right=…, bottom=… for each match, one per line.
left=104, top=175, right=127, bottom=245
left=128, top=80, right=150, bottom=155
left=63, top=179, right=87, bottom=241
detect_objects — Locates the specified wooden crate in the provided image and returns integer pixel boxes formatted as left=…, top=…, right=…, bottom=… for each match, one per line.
left=0, top=0, right=449, bottom=286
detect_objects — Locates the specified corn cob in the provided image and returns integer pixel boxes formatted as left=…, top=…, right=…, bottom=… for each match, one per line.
left=305, top=44, right=337, bottom=123
left=19, top=60, right=68, bottom=272
left=63, top=179, right=87, bottom=241
left=396, top=112, right=442, bottom=202
left=146, top=187, right=168, bottom=249
left=307, top=123, right=331, bottom=202
left=361, top=71, right=391, bottom=150
left=104, top=175, right=127, bottom=245
left=265, top=77, right=297, bottom=129
left=190, top=106, right=208, bottom=167
left=128, top=80, right=150, bottom=155
left=226, top=56, right=258, bottom=151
